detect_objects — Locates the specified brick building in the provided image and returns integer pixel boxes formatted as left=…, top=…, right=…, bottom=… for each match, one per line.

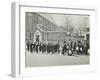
left=25, top=12, right=89, bottom=45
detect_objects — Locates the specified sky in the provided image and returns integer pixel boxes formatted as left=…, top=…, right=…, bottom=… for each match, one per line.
left=39, top=13, right=90, bottom=29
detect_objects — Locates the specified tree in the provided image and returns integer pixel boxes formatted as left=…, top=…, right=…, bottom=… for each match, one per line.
left=65, top=17, right=74, bottom=36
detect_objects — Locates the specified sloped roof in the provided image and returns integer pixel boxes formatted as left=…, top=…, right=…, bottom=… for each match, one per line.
left=38, top=13, right=57, bottom=26
left=38, top=13, right=68, bottom=32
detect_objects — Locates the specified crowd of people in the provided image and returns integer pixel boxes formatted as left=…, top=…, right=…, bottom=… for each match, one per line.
left=26, top=40, right=90, bottom=56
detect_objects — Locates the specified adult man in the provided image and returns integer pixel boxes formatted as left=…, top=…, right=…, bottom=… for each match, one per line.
left=57, top=41, right=60, bottom=53
left=27, top=41, right=30, bottom=51
left=33, top=42, right=36, bottom=51
left=79, top=43, right=84, bottom=55
left=51, top=42, right=55, bottom=54
left=39, top=42, right=42, bottom=52
left=62, top=41, right=67, bottom=55
left=44, top=43, right=47, bottom=53
left=73, top=42, right=76, bottom=52
left=47, top=43, right=49, bottom=53
left=36, top=42, right=39, bottom=53
left=86, top=43, right=89, bottom=55
left=30, top=42, right=34, bottom=52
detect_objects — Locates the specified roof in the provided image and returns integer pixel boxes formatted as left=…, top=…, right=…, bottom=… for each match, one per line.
left=37, top=13, right=68, bottom=32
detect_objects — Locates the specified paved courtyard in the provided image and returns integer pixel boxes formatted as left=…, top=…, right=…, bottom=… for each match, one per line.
left=25, top=51, right=90, bottom=67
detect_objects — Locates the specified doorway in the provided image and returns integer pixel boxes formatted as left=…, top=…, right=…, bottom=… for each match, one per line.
left=34, top=29, right=41, bottom=42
